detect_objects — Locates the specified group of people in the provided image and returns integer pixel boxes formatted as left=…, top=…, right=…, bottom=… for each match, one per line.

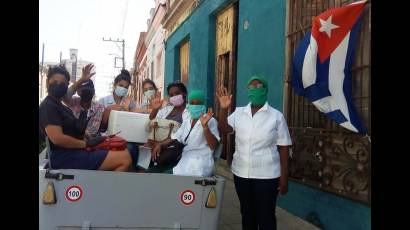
left=39, top=63, right=292, bottom=229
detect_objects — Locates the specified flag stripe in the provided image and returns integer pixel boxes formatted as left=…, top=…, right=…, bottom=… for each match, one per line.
left=302, top=37, right=318, bottom=88
left=326, top=109, right=348, bottom=124
left=292, top=31, right=311, bottom=96
left=342, top=19, right=366, bottom=133
left=304, top=84, right=331, bottom=102
left=327, top=29, right=355, bottom=131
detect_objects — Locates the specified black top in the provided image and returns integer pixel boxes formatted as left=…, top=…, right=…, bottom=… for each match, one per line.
left=165, top=111, right=183, bottom=124
left=39, top=96, right=87, bottom=151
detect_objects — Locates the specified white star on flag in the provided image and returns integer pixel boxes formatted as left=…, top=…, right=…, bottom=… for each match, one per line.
left=319, top=15, right=339, bottom=38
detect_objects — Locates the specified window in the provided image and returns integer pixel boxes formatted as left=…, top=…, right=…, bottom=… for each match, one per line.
left=156, top=51, right=163, bottom=80
left=179, top=40, right=190, bottom=85
left=152, top=44, right=156, bottom=59
left=151, top=62, right=154, bottom=80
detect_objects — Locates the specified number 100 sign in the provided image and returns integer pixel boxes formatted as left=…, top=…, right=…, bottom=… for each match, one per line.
left=65, top=185, right=83, bottom=202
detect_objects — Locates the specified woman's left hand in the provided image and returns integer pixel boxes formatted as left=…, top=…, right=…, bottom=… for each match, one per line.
left=122, top=96, right=133, bottom=110
left=149, top=91, right=163, bottom=110
left=151, top=143, right=162, bottom=161
left=79, top=63, right=95, bottom=83
left=278, top=177, right=288, bottom=195
left=200, top=108, right=214, bottom=127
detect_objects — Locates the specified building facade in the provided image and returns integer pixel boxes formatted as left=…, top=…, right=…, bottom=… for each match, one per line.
left=132, top=32, right=148, bottom=105
left=132, top=0, right=167, bottom=105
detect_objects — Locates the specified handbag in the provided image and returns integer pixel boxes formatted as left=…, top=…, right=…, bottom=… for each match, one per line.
left=147, top=118, right=181, bottom=147
left=155, top=124, right=194, bottom=166
left=155, top=139, right=185, bottom=166
left=86, top=135, right=128, bottom=151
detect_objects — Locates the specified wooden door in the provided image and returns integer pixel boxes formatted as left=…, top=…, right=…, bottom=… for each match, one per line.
left=215, top=4, right=238, bottom=165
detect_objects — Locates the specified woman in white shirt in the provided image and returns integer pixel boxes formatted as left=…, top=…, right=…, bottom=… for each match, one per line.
left=99, top=69, right=137, bottom=131
left=99, top=72, right=157, bottom=170
left=217, top=75, right=292, bottom=230
left=151, top=90, right=220, bottom=177
left=99, top=76, right=157, bottom=130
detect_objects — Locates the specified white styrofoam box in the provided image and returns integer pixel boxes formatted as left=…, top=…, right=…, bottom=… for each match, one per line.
left=107, top=110, right=150, bottom=143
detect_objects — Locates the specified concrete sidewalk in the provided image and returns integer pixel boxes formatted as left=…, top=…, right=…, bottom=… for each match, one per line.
left=216, top=160, right=321, bottom=230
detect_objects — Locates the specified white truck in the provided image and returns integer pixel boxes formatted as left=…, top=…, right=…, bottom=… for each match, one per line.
left=39, top=111, right=226, bottom=230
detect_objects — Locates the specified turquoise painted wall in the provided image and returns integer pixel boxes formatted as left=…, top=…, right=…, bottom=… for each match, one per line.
left=235, top=0, right=286, bottom=109
left=278, top=181, right=371, bottom=229
left=164, top=0, right=370, bottom=229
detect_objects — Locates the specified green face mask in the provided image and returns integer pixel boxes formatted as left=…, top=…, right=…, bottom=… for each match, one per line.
left=248, top=87, right=267, bottom=106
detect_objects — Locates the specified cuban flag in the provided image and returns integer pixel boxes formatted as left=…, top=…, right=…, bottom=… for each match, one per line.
left=292, top=1, right=367, bottom=134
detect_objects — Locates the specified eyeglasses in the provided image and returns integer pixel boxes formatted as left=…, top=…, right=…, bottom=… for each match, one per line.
left=248, top=84, right=264, bottom=89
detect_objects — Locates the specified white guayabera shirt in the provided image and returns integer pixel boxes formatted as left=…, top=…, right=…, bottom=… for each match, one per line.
left=228, top=102, right=292, bottom=179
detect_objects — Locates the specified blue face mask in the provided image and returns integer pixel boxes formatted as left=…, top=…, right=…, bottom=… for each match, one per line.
left=186, top=104, right=206, bottom=119
left=143, top=89, right=156, bottom=99
left=114, top=86, right=128, bottom=97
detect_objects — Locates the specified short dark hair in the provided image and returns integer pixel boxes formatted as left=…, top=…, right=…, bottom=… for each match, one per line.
left=142, top=78, right=158, bottom=90
left=114, top=69, right=131, bottom=84
left=167, top=81, right=187, bottom=95
left=47, top=65, right=70, bottom=82
left=78, top=79, right=95, bottom=91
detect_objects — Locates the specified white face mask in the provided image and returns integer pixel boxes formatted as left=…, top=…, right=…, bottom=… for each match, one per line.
left=143, top=89, right=156, bottom=99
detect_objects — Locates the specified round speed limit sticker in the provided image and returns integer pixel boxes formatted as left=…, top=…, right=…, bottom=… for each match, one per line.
left=180, top=189, right=195, bottom=206
left=65, top=185, right=83, bottom=202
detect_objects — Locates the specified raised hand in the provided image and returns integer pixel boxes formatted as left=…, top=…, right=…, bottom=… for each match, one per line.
left=216, top=86, right=232, bottom=109
left=200, top=108, right=214, bottom=127
left=80, top=63, right=95, bottom=83
left=149, top=91, right=164, bottom=110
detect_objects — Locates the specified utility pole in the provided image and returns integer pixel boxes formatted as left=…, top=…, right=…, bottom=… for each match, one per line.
left=122, top=39, right=125, bottom=69
left=59, top=51, right=62, bottom=64
left=40, top=43, right=45, bottom=99
left=103, top=37, right=125, bottom=69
